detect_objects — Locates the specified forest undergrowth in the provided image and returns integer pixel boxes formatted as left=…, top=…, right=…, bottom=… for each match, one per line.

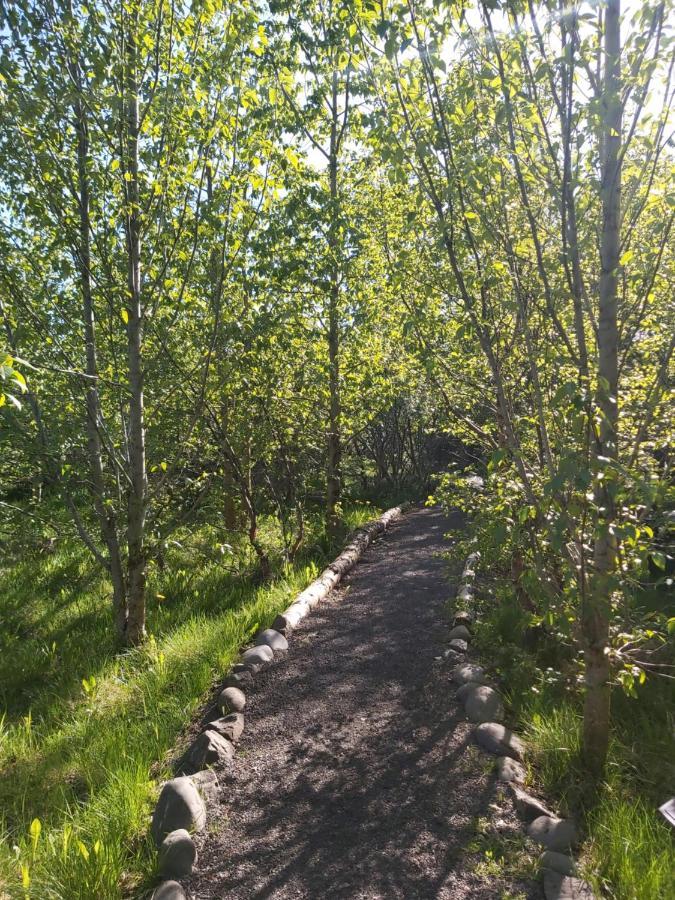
left=0, top=503, right=379, bottom=898
left=464, top=571, right=675, bottom=900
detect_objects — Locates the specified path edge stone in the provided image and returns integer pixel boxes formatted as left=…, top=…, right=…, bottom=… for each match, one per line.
left=147, top=502, right=411, bottom=893
left=451, top=548, right=596, bottom=897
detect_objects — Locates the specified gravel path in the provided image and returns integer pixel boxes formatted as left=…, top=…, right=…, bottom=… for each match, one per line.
left=187, top=505, right=538, bottom=899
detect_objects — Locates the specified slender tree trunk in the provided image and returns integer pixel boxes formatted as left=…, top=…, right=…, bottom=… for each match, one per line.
left=223, top=470, right=239, bottom=530
left=326, top=67, right=342, bottom=534
left=217, top=421, right=271, bottom=578
left=123, top=14, right=147, bottom=645
left=560, top=9, right=591, bottom=380
left=70, top=54, right=128, bottom=639
left=583, top=0, right=621, bottom=776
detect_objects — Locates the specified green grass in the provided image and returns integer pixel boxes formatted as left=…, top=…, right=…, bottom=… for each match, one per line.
left=0, top=502, right=381, bottom=899
left=524, top=691, right=675, bottom=900
left=471, top=586, right=675, bottom=900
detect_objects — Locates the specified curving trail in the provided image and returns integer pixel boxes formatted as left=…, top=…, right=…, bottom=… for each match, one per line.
left=186, top=505, right=537, bottom=899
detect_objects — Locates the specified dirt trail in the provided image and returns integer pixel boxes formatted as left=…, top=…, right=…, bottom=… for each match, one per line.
left=187, top=505, right=537, bottom=899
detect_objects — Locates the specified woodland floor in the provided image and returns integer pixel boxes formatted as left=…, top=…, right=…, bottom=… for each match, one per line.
left=185, top=505, right=538, bottom=899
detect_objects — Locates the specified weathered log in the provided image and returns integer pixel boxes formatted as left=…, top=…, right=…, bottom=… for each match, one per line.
left=273, top=505, right=406, bottom=634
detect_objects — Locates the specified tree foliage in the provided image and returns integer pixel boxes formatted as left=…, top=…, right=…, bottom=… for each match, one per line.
left=0, top=0, right=672, bottom=778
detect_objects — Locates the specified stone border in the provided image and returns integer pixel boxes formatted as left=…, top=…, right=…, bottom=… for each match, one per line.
left=449, top=551, right=595, bottom=900
left=147, top=504, right=408, bottom=899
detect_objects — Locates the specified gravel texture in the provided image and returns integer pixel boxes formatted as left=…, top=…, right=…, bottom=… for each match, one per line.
left=187, top=506, right=538, bottom=899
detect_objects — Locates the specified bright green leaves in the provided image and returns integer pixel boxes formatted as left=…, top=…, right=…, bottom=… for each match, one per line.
left=0, top=354, right=26, bottom=411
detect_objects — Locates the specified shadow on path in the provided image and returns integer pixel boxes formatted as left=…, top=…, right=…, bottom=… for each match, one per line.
left=187, top=506, right=539, bottom=900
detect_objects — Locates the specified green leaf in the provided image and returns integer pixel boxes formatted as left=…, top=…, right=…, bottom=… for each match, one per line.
left=29, top=818, right=41, bottom=850
left=651, top=551, right=667, bottom=570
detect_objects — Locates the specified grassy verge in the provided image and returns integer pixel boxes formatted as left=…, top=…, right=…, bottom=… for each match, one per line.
left=467, top=583, right=675, bottom=900
left=0, top=503, right=380, bottom=899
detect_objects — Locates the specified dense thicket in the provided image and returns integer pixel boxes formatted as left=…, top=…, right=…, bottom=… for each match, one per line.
left=1, top=0, right=672, bottom=785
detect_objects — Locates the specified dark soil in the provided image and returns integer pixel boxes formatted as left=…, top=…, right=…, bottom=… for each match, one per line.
left=186, top=506, right=539, bottom=899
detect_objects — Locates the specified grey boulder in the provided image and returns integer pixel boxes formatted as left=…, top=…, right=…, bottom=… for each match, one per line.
left=224, top=669, right=253, bottom=689
left=540, top=851, right=577, bottom=876
left=151, top=777, right=206, bottom=845
left=509, top=784, right=555, bottom=820
left=217, top=685, right=246, bottom=714
left=448, top=638, right=468, bottom=654
left=457, top=584, right=474, bottom=603
left=184, top=730, right=234, bottom=771
left=453, top=610, right=473, bottom=629
left=205, top=712, right=244, bottom=743
left=158, top=828, right=197, bottom=878
left=453, top=664, right=487, bottom=685
left=444, top=648, right=464, bottom=664
left=474, top=722, right=525, bottom=759
left=464, top=685, right=504, bottom=724
left=528, top=815, right=577, bottom=851
left=543, top=870, right=594, bottom=899
left=152, top=882, right=187, bottom=900
left=448, top=624, right=471, bottom=641
left=456, top=681, right=484, bottom=703
left=230, top=663, right=250, bottom=675
left=189, top=769, right=219, bottom=804
left=496, top=756, right=526, bottom=784
left=255, top=629, right=289, bottom=652
left=241, top=645, right=274, bottom=670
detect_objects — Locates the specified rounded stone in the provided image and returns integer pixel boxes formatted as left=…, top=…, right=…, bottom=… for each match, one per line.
left=217, top=686, right=246, bottom=714
left=528, top=816, right=577, bottom=852
left=453, top=610, right=474, bottom=629
left=158, top=828, right=197, bottom=878
left=448, top=624, right=471, bottom=641
left=189, top=769, right=219, bottom=803
left=205, top=712, right=244, bottom=743
left=457, top=585, right=474, bottom=603
left=509, top=784, right=555, bottom=820
left=474, top=722, right=525, bottom=759
left=241, top=645, right=274, bottom=669
left=255, top=629, right=289, bottom=652
left=224, top=669, right=253, bottom=689
left=462, top=555, right=479, bottom=580
left=152, top=882, right=187, bottom=900
left=453, top=664, right=487, bottom=686
left=151, top=777, right=206, bottom=846
left=540, top=851, right=577, bottom=876
left=543, top=870, right=594, bottom=900
left=456, top=681, right=484, bottom=702
left=444, top=648, right=464, bottom=664
left=448, top=638, right=468, bottom=654
left=231, top=663, right=250, bottom=675
left=184, top=730, right=235, bottom=771
left=464, top=685, right=504, bottom=724
left=496, top=756, right=526, bottom=784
